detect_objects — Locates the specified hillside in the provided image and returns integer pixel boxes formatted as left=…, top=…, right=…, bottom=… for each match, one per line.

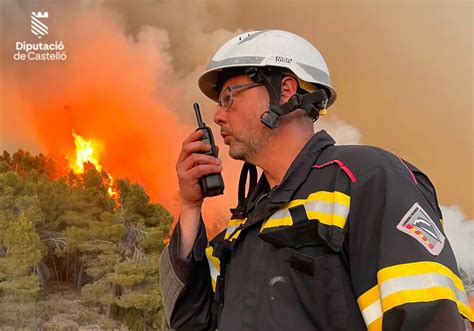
left=0, top=150, right=172, bottom=330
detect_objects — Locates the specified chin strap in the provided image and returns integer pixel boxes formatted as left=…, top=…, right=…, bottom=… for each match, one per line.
left=230, top=162, right=258, bottom=219
left=245, top=66, right=328, bottom=129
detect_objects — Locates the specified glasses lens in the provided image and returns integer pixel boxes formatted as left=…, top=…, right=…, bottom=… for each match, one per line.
left=218, top=83, right=260, bottom=111
left=222, top=94, right=232, bottom=110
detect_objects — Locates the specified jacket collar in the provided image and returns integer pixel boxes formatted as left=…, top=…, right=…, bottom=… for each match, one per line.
left=246, top=130, right=335, bottom=213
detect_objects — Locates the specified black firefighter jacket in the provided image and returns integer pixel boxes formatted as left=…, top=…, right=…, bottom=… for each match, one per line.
left=159, top=130, right=473, bottom=331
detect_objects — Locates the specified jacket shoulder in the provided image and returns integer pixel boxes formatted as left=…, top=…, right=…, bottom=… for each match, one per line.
left=317, top=144, right=405, bottom=178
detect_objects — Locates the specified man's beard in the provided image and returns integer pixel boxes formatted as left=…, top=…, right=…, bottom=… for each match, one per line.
left=228, top=124, right=273, bottom=162
left=227, top=97, right=273, bottom=162
left=229, top=138, right=257, bottom=161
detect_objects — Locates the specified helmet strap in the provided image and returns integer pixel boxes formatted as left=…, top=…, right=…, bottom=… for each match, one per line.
left=281, top=89, right=328, bottom=122
left=230, top=162, right=257, bottom=219
left=245, top=66, right=328, bottom=129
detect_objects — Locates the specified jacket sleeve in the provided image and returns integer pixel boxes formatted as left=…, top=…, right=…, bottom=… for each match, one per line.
left=347, top=163, right=473, bottom=330
left=159, top=217, right=214, bottom=331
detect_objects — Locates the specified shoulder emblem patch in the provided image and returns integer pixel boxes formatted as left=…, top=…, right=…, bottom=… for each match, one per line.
left=396, top=202, right=445, bottom=255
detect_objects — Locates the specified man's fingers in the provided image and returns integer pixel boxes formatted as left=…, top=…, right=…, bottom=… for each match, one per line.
left=177, top=142, right=212, bottom=165
left=187, top=164, right=223, bottom=179
left=183, top=141, right=212, bottom=155
left=177, top=138, right=211, bottom=164
left=183, top=130, right=204, bottom=145
left=180, top=153, right=221, bottom=171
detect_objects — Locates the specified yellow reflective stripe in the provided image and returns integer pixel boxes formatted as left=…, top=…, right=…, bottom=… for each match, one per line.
left=264, top=210, right=347, bottom=229
left=260, top=191, right=351, bottom=231
left=378, top=269, right=472, bottom=321
left=382, top=286, right=473, bottom=322
left=211, top=278, right=216, bottom=292
left=261, top=210, right=346, bottom=230
left=205, top=246, right=220, bottom=292
left=304, top=191, right=350, bottom=206
left=226, top=229, right=242, bottom=240
left=378, top=261, right=465, bottom=291
left=284, top=191, right=350, bottom=208
left=367, top=317, right=382, bottom=331
left=358, top=284, right=380, bottom=310
left=224, top=218, right=246, bottom=240
left=227, top=218, right=245, bottom=227
left=358, top=261, right=474, bottom=327
left=306, top=210, right=347, bottom=228
left=261, top=216, right=293, bottom=230
left=358, top=285, right=383, bottom=328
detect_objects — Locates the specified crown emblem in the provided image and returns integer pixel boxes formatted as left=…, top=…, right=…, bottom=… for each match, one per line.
left=32, top=12, right=48, bottom=18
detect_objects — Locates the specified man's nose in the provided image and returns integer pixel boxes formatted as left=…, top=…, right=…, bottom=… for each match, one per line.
left=214, top=105, right=227, bottom=126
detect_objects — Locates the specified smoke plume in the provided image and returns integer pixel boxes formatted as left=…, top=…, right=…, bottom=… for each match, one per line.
left=0, top=0, right=363, bottom=230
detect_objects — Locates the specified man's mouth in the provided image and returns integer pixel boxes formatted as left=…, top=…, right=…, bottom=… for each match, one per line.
left=220, top=130, right=231, bottom=139
left=221, top=131, right=232, bottom=144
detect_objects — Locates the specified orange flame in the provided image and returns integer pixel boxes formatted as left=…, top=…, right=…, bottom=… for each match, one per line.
left=70, top=132, right=103, bottom=173
left=69, top=132, right=118, bottom=199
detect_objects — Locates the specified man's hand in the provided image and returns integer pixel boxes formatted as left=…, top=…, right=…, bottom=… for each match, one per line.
left=175, top=130, right=222, bottom=258
left=176, top=130, right=222, bottom=209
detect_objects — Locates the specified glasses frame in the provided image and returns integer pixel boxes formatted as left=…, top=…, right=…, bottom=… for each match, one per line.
left=217, top=83, right=262, bottom=111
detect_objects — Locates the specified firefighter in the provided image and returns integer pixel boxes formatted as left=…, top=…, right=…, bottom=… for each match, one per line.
left=160, top=30, right=473, bottom=330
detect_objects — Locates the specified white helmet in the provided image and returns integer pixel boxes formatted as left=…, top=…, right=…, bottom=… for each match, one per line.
left=198, top=29, right=337, bottom=108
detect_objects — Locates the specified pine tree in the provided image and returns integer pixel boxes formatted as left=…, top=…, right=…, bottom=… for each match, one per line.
left=0, top=208, right=47, bottom=327
left=79, top=179, right=172, bottom=329
left=0, top=151, right=173, bottom=328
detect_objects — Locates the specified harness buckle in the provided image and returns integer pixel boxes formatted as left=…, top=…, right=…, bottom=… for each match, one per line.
left=288, top=93, right=303, bottom=109
left=260, top=109, right=281, bottom=129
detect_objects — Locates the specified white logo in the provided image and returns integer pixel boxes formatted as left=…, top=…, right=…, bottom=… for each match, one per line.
left=396, top=202, right=445, bottom=255
left=13, top=11, right=67, bottom=62
left=413, top=217, right=442, bottom=242
left=31, top=11, right=49, bottom=39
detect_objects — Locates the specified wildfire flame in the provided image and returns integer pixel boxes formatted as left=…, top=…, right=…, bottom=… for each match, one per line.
left=70, top=132, right=103, bottom=173
left=69, top=132, right=118, bottom=199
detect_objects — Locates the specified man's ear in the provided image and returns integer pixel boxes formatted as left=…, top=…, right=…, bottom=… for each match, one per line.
left=280, top=76, right=299, bottom=104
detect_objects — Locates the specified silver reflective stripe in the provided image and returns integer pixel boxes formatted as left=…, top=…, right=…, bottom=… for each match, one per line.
left=269, top=208, right=290, bottom=220
left=159, top=246, right=185, bottom=326
left=380, top=272, right=471, bottom=307
left=305, top=200, right=350, bottom=219
left=298, top=62, right=331, bottom=85
left=206, top=56, right=265, bottom=70
left=225, top=225, right=237, bottom=235
left=362, top=299, right=383, bottom=326
left=360, top=272, right=471, bottom=327
left=207, top=254, right=220, bottom=285
left=267, top=200, right=349, bottom=222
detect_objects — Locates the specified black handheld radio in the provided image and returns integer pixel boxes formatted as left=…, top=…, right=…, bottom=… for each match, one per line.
left=194, top=103, right=225, bottom=197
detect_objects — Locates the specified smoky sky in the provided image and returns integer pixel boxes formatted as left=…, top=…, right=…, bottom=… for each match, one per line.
left=0, top=0, right=472, bottom=218
left=108, top=0, right=473, bottom=216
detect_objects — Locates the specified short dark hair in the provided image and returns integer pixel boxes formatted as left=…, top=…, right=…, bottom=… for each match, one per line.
left=215, top=67, right=248, bottom=94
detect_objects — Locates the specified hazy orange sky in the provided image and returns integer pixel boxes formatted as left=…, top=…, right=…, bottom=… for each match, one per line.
left=0, top=0, right=472, bottom=220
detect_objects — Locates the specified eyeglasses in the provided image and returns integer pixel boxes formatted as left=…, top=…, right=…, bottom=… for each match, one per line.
left=217, top=83, right=262, bottom=111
